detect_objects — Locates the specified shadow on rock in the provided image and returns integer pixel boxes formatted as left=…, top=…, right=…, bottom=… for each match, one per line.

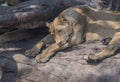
left=0, top=55, right=18, bottom=82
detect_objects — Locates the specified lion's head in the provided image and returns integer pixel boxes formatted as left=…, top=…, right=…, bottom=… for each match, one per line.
left=46, top=16, right=73, bottom=47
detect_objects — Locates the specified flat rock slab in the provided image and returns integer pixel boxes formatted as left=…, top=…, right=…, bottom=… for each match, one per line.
left=0, top=35, right=120, bottom=82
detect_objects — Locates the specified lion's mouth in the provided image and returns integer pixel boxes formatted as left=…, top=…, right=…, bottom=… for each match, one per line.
left=57, top=40, right=69, bottom=48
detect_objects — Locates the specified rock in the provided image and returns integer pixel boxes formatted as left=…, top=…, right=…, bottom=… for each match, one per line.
left=0, top=35, right=120, bottom=82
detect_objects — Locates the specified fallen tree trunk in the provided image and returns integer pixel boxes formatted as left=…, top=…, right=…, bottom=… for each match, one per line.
left=0, top=0, right=86, bottom=29
left=0, top=0, right=119, bottom=29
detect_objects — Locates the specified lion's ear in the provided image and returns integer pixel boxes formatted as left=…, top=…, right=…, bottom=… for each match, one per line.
left=46, top=22, right=51, bottom=28
left=59, top=15, right=67, bottom=23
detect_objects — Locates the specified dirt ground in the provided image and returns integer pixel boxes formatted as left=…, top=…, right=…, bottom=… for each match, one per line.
left=0, top=34, right=120, bottom=82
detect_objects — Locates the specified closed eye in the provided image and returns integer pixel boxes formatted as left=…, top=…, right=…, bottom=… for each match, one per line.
left=57, top=29, right=62, bottom=32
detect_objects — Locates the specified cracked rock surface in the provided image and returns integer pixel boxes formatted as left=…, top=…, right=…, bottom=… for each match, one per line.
left=0, top=35, right=120, bottom=82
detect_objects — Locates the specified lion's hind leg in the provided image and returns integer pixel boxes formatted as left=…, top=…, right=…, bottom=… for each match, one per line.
left=25, top=34, right=54, bottom=57
left=88, top=32, right=120, bottom=63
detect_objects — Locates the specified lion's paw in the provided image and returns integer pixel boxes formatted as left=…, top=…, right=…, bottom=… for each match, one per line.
left=25, top=48, right=40, bottom=57
left=35, top=55, right=49, bottom=63
left=86, top=55, right=102, bottom=64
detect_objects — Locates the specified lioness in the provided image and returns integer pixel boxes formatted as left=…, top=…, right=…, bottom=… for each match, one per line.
left=25, top=5, right=120, bottom=63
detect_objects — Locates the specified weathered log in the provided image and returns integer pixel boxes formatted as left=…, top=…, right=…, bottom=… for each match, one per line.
left=5, top=0, right=21, bottom=6
left=0, top=0, right=87, bottom=29
left=0, top=0, right=119, bottom=29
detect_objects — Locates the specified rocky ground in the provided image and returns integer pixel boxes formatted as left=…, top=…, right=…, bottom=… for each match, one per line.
left=0, top=34, right=120, bottom=82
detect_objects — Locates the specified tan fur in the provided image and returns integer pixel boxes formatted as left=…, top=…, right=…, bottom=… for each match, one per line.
left=25, top=5, right=120, bottom=63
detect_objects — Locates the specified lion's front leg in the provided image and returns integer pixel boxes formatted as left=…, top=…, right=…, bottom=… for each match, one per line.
left=25, top=34, right=54, bottom=57
left=88, top=32, right=120, bottom=63
left=25, top=41, right=45, bottom=57
left=35, top=43, right=64, bottom=63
